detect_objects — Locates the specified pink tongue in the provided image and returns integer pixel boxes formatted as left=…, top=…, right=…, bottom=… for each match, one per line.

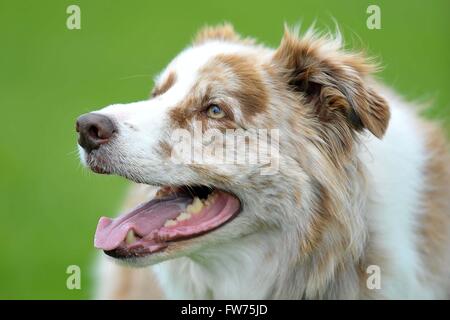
left=94, top=196, right=191, bottom=251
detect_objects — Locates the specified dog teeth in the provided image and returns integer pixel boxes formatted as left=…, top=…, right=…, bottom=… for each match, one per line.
left=163, top=209, right=195, bottom=228
left=164, top=219, right=177, bottom=227
left=176, top=212, right=192, bottom=221
left=186, top=197, right=204, bottom=214
left=162, top=192, right=220, bottom=228
left=125, top=230, right=137, bottom=244
left=205, top=192, right=217, bottom=206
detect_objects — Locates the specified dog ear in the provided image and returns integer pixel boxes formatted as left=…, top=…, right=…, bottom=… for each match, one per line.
left=193, top=23, right=255, bottom=46
left=273, top=27, right=390, bottom=139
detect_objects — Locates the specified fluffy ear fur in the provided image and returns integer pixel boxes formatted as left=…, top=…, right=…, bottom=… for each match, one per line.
left=273, top=27, right=390, bottom=139
left=193, top=23, right=255, bottom=46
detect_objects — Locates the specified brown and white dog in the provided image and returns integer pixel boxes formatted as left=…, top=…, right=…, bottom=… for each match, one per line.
left=76, top=24, right=450, bottom=299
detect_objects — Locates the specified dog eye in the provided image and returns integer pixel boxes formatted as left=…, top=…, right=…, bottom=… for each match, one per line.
left=206, top=104, right=225, bottom=119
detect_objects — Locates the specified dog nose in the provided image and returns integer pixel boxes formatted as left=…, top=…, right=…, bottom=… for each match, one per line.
left=76, top=113, right=117, bottom=152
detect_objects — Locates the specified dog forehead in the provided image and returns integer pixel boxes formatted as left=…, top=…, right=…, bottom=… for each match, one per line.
left=173, top=41, right=251, bottom=75
left=155, top=41, right=253, bottom=103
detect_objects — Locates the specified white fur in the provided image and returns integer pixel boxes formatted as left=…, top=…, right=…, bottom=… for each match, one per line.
left=152, top=232, right=282, bottom=299
left=357, top=92, right=433, bottom=298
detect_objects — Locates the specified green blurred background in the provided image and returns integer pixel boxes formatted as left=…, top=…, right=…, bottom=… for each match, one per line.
left=0, top=0, right=448, bottom=299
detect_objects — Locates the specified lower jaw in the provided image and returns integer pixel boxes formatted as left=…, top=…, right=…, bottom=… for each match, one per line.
left=104, top=243, right=167, bottom=259
left=103, top=238, right=207, bottom=268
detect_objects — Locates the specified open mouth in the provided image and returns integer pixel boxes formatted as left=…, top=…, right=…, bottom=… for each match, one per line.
left=94, top=186, right=241, bottom=258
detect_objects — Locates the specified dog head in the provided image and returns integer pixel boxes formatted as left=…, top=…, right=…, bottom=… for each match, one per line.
left=76, top=24, right=389, bottom=266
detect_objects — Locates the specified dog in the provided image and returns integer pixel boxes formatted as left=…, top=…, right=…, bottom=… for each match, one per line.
left=76, top=24, right=450, bottom=299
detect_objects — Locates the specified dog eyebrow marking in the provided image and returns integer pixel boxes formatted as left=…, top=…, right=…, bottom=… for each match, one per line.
left=152, top=71, right=177, bottom=97
left=199, top=54, right=268, bottom=122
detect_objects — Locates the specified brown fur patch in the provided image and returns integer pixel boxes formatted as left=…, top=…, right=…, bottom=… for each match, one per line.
left=152, top=71, right=176, bottom=97
left=169, top=96, right=197, bottom=129
left=168, top=54, right=268, bottom=130
left=418, top=122, right=450, bottom=280
left=300, top=183, right=334, bottom=256
left=272, top=28, right=390, bottom=139
left=200, top=54, right=269, bottom=122
left=158, top=140, right=172, bottom=158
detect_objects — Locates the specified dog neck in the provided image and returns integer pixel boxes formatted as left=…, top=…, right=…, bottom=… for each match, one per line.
left=152, top=227, right=369, bottom=299
left=152, top=230, right=284, bottom=299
